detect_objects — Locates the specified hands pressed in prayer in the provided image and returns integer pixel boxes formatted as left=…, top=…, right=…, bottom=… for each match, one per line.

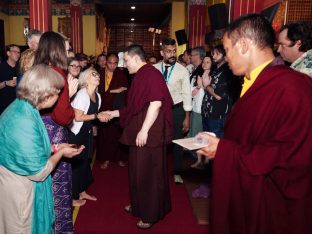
left=68, top=74, right=79, bottom=98
left=197, top=75, right=203, bottom=88
left=202, top=72, right=212, bottom=88
left=196, top=132, right=220, bottom=159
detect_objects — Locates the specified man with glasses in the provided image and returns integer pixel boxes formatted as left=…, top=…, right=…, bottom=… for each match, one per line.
left=0, top=44, right=20, bottom=114
left=189, top=47, right=205, bottom=82
left=277, top=22, right=312, bottom=77
left=154, top=38, right=192, bottom=184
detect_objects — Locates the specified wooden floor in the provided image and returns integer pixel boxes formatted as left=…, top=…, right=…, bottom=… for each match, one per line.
left=182, top=158, right=211, bottom=225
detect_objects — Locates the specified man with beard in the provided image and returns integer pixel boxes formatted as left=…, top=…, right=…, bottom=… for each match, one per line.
left=154, top=38, right=192, bottom=184
left=198, top=14, right=312, bottom=234
left=201, top=45, right=234, bottom=138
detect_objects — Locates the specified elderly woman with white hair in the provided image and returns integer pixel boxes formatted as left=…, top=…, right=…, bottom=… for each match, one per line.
left=0, top=64, right=84, bottom=233
left=69, top=67, right=105, bottom=206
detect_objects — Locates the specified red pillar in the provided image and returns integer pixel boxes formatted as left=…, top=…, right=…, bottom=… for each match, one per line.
left=70, top=0, right=83, bottom=53
left=29, top=0, right=51, bottom=32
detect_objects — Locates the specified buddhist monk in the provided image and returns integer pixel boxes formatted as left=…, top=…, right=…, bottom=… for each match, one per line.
left=197, top=14, right=312, bottom=234
left=104, top=44, right=173, bottom=229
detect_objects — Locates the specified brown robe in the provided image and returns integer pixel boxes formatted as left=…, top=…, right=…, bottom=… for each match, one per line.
left=96, top=68, right=128, bottom=162
left=119, top=64, right=173, bottom=223
left=210, top=64, right=312, bottom=234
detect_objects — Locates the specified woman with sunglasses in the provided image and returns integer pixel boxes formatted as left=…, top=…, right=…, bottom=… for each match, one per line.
left=69, top=68, right=103, bottom=206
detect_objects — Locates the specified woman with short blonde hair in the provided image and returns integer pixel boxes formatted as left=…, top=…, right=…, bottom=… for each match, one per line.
left=0, top=64, right=84, bottom=233
left=69, top=67, right=102, bottom=206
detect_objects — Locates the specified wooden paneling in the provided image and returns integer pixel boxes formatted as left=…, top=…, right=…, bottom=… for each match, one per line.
left=108, top=25, right=169, bottom=58
left=287, top=0, right=312, bottom=23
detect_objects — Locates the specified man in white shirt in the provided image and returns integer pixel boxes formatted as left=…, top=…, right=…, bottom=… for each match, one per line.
left=154, top=38, right=192, bottom=184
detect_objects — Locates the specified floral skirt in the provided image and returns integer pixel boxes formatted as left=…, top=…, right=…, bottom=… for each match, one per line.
left=42, top=116, right=73, bottom=234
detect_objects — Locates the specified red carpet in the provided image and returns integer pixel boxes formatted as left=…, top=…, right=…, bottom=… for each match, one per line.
left=74, top=158, right=209, bottom=233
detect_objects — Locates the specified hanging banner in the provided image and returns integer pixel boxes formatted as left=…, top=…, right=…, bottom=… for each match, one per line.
left=189, top=2, right=206, bottom=48
left=70, top=0, right=83, bottom=53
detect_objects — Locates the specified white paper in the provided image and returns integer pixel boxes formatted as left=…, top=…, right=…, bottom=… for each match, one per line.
left=172, top=132, right=216, bottom=150
left=172, top=137, right=208, bottom=150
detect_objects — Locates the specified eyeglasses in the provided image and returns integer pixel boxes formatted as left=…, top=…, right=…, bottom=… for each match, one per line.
left=69, top=64, right=82, bottom=69
left=10, top=50, right=20, bottom=54
left=91, top=71, right=100, bottom=77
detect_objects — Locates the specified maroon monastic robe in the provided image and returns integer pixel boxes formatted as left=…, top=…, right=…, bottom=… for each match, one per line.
left=210, top=64, right=312, bottom=234
left=119, top=64, right=174, bottom=223
left=96, top=68, right=128, bottom=162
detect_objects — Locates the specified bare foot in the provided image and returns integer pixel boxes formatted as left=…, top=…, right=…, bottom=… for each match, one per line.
left=80, top=191, right=97, bottom=201
left=100, top=161, right=109, bottom=169
left=72, top=199, right=86, bottom=207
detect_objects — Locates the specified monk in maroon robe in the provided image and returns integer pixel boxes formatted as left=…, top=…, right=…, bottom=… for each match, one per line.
left=198, top=14, right=312, bottom=234
left=103, top=45, right=173, bottom=229
left=96, top=52, right=128, bottom=168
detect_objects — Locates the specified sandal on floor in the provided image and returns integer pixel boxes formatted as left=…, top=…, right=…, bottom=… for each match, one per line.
left=124, top=205, right=132, bottom=214
left=136, top=220, right=153, bottom=229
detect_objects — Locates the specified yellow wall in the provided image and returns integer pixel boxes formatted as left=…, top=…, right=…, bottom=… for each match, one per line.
left=171, top=1, right=187, bottom=56
left=82, top=15, right=96, bottom=56
left=52, top=15, right=58, bottom=32
left=0, top=12, right=10, bottom=45
left=1, top=13, right=96, bottom=56
left=8, top=16, right=27, bottom=45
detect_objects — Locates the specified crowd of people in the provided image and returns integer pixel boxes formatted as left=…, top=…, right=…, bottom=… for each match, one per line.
left=0, top=13, right=312, bottom=234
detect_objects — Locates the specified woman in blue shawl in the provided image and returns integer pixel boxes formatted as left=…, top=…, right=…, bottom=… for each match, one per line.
left=0, top=64, right=84, bottom=234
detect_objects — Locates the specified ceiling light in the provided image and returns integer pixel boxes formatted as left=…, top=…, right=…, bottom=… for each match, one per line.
left=131, top=18, right=135, bottom=21
left=131, top=6, right=136, bottom=10
left=130, top=30, right=134, bottom=33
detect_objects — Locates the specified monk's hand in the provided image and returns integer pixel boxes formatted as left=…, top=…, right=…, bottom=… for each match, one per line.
left=136, top=129, right=148, bottom=147
left=196, top=132, right=220, bottom=159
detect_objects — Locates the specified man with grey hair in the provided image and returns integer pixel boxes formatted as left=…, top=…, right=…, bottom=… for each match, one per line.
left=189, top=46, right=206, bottom=82
left=26, top=29, right=42, bottom=51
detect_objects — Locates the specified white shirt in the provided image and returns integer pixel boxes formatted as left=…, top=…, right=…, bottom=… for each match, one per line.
left=190, top=76, right=204, bottom=114
left=70, top=88, right=101, bottom=135
left=154, top=62, right=192, bottom=111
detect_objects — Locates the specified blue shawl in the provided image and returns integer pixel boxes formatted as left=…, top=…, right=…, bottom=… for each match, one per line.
left=0, top=99, right=54, bottom=234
